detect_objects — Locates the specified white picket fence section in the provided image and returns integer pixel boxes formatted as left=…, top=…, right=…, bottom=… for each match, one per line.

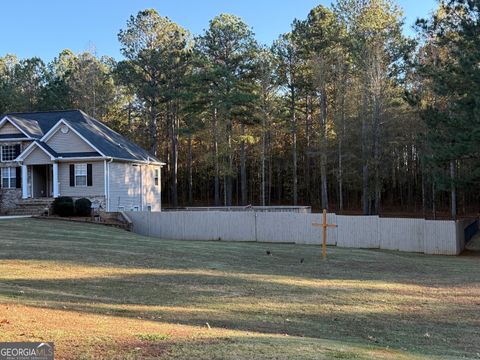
left=126, top=211, right=471, bottom=255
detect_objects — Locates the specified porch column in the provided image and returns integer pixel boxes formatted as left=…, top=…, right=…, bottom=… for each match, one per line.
left=52, top=162, right=59, bottom=198
left=21, top=165, right=28, bottom=199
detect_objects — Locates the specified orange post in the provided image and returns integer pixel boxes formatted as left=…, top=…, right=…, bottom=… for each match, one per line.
left=322, top=209, right=327, bottom=259
left=312, top=209, right=337, bottom=260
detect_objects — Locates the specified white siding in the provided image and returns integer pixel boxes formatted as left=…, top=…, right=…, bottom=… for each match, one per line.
left=23, top=147, right=52, bottom=165
left=58, top=161, right=104, bottom=197
left=108, top=162, right=141, bottom=211
left=0, top=121, right=21, bottom=135
left=141, top=164, right=161, bottom=211
left=46, top=128, right=95, bottom=153
left=107, top=162, right=161, bottom=212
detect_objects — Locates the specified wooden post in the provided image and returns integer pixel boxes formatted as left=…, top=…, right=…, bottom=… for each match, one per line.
left=322, top=209, right=327, bottom=259
left=312, top=209, right=337, bottom=260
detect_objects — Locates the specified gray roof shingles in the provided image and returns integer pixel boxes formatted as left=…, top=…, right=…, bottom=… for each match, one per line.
left=2, top=110, right=162, bottom=164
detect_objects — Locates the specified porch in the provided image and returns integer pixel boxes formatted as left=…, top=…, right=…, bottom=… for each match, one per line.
left=21, top=163, right=59, bottom=199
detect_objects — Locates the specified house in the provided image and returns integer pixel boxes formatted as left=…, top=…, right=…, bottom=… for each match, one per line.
left=0, top=109, right=164, bottom=214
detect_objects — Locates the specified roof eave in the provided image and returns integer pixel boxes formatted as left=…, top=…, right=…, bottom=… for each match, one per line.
left=56, top=156, right=108, bottom=161
left=108, top=156, right=165, bottom=165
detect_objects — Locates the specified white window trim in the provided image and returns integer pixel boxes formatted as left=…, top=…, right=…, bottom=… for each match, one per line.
left=1, top=145, right=17, bottom=162
left=1, top=167, right=16, bottom=188
left=154, top=168, right=160, bottom=186
left=74, top=163, right=87, bottom=187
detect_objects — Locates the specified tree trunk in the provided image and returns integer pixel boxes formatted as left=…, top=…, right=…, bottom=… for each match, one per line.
left=149, top=108, right=158, bottom=156
left=320, top=88, right=329, bottom=210
left=240, top=122, right=247, bottom=205
left=223, top=175, right=227, bottom=206
left=338, top=90, right=346, bottom=212
left=361, top=89, right=369, bottom=215
left=170, top=102, right=178, bottom=208
left=226, top=118, right=233, bottom=206
left=304, top=96, right=312, bottom=205
left=213, top=108, right=220, bottom=206
left=421, top=165, right=426, bottom=217
left=290, top=87, right=298, bottom=205
left=277, top=159, right=282, bottom=203
left=261, top=110, right=266, bottom=207
left=187, top=130, right=193, bottom=206
left=450, top=160, right=457, bottom=220
left=267, top=132, right=272, bottom=205
left=372, top=96, right=381, bottom=215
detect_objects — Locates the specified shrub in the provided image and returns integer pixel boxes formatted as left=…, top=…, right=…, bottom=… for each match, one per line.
left=52, top=196, right=74, bottom=217
left=75, top=198, right=92, bottom=217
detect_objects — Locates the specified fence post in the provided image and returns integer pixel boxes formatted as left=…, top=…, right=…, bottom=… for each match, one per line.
left=254, top=212, right=258, bottom=242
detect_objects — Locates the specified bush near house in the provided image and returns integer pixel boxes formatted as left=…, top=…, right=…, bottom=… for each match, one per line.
left=52, top=196, right=74, bottom=217
left=74, top=198, right=92, bottom=216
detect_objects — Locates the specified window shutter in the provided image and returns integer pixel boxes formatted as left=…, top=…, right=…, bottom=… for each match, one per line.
left=69, top=164, right=75, bottom=187
left=15, top=167, right=21, bottom=188
left=87, top=164, right=93, bottom=186
left=14, top=144, right=21, bottom=157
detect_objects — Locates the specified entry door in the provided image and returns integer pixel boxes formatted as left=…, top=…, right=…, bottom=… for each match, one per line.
left=32, top=165, right=48, bottom=198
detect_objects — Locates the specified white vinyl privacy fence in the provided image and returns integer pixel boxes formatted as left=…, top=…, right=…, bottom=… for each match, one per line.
left=126, top=211, right=473, bottom=255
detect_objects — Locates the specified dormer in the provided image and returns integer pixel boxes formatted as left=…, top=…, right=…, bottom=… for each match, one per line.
left=0, top=116, right=32, bottom=141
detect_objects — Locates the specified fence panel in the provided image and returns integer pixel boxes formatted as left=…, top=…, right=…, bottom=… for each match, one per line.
left=217, top=212, right=257, bottom=242
left=424, top=220, right=458, bottom=255
left=336, top=216, right=379, bottom=248
left=182, top=211, right=220, bottom=241
left=379, top=218, right=425, bottom=253
left=126, top=211, right=466, bottom=255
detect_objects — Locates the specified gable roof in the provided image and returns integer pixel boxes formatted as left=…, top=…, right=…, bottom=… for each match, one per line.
left=18, top=140, right=103, bottom=162
left=2, top=110, right=164, bottom=164
left=6, top=115, right=44, bottom=137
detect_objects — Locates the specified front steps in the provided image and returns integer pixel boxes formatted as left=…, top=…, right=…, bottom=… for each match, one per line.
left=7, top=198, right=53, bottom=216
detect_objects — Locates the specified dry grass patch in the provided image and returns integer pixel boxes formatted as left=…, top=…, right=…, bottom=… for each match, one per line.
left=0, top=218, right=479, bottom=359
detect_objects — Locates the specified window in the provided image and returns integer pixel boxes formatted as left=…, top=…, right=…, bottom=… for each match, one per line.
left=154, top=169, right=159, bottom=186
left=1, top=167, right=16, bottom=188
left=75, top=164, right=87, bottom=187
left=70, top=163, right=92, bottom=187
left=147, top=204, right=152, bottom=212
left=1, top=145, right=17, bottom=162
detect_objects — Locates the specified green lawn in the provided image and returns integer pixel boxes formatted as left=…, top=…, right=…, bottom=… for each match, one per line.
left=0, top=218, right=479, bottom=359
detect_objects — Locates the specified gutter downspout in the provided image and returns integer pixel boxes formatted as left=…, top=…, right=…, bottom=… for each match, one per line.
left=106, top=157, right=113, bottom=212
left=140, top=164, right=144, bottom=211
left=139, top=158, right=151, bottom=211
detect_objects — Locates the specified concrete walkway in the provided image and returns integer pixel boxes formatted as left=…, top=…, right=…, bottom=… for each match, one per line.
left=0, top=215, right=32, bottom=220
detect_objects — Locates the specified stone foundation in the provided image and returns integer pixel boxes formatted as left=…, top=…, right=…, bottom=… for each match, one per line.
left=0, top=189, right=22, bottom=214
left=71, top=195, right=106, bottom=212
left=0, top=193, right=106, bottom=214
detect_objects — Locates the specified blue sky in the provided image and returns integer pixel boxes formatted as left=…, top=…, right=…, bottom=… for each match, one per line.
left=0, top=0, right=437, bottom=62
